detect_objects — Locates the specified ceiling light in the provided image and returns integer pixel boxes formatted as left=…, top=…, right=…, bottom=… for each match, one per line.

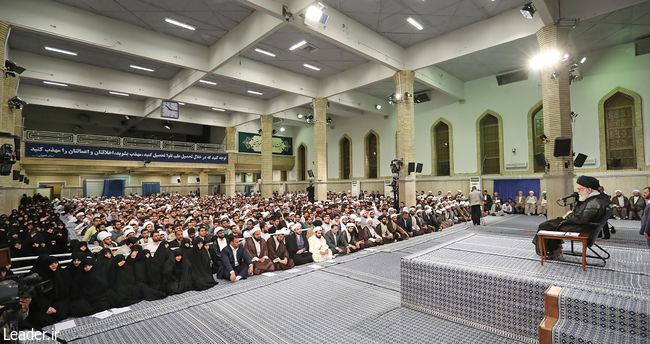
left=199, top=79, right=217, bottom=86
left=254, top=48, right=276, bottom=57
left=163, top=121, right=172, bottom=130
left=164, top=18, right=196, bottom=31
left=297, top=113, right=304, bottom=119
left=406, top=17, right=423, bottom=31
left=124, top=115, right=131, bottom=120
left=394, top=93, right=402, bottom=101
left=109, top=91, right=129, bottom=97
left=529, top=50, right=561, bottom=70
left=520, top=2, right=536, bottom=19
left=289, top=40, right=307, bottom=51
left=303, top=63, right=320, bottom=71
left=129, top=65, right=155, bottom=72
left=211, top=107, right=226, bottom=112
left=374, top=104, right=382, bottom=110
left=280, top=127, right=285, bottom=132
left=305, top=3, right=329, bottom=24
left=247, top=90, right=263, bottom=95
left=43, top=81, right=68, bottom=87
left=580, top=56, right=587, bottom=64
left=178, top=102, right=185, bottom=105
left=44, top=46, right=77, bottom=56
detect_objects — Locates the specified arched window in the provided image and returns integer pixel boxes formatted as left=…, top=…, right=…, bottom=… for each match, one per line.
left=339, top=136, right=351, bottom=179
left=297, top=144, right=306, bottom=181
left=604, top=92, right=636, bottom=169
left=433, top=121, right=450, bottom=176
left=479, top=113, right=501, bottom=174
left=531, top=105, right=545, bottom=172
left=365, top=131, right=379, bottom=179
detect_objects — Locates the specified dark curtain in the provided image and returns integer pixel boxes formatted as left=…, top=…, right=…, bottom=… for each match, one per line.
left=493, top=179, right=540, bottom=203
left=142, top=182, right=160, bottom=196
left=102, top=179, right=125, bottom=197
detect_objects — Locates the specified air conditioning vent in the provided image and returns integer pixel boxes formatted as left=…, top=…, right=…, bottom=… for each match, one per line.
left=635, top=36, right=650, bottom=56
left=414, top=91, right=430, bottom=104
left=496, top=69, right=528, bottom=86
left=300, top=42, right=319, bottom=53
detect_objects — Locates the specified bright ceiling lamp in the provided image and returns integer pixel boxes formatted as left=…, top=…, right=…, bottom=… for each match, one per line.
left=211, top=107, right=226, bottom=112
left=247, top=90, right=263, bottom=95
left=529, top=50, right=561, bottom=70
left=43, top=81, right=68, bottom=87
left=164, top=18, right=196, bottom=31
left=303, top=63, right=320, bottom=71
left=406, top=17, right=423, bottom=31
left=199, top=79, right=217, bottom=85
left=44, top=46, right=77, bottom=56
left=254, top=48, right=276, bottom=57
left=289, top=40, right=307, bottom=51
left=305, top=3, right=328, bottom=24
left=109, top=91, right=129, bottom=96
left=129, top=65, right=155, bottom=72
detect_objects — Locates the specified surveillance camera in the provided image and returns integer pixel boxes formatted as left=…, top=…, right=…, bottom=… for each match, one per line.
left=4, top=60, right=25, bottom=75
left=8, top=96, right=27, bottom=110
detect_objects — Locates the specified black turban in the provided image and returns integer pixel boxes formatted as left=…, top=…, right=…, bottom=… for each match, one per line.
left=576, top=175, right=599, bottom=190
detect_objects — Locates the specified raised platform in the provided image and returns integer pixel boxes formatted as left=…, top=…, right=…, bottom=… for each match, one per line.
left=400, top=232, right=649, bottom=343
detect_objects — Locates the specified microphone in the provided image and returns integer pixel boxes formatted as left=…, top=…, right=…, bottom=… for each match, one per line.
left=560, top=192, right=578, bottom=201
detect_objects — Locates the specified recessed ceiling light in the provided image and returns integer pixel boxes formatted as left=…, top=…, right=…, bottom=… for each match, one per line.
left=178, top=102, right=185, bottom=105
left=580, top=56, right=587, bottom=64
left=164, top=18, right=196, bottom=31
left=280, top=127, right=286, bottom=132
left=129, top=65, right=155, bottom=72
left=303, top=63, right=320, bottom=71
left=199, top=79, right=217, bottom=86
left=289, top=40, right=307, bottom=51
left=44, top=46, right=77, bottom=56
left=254, top=48, right=276, bottom=57
left=247, top=90, right=263, bottom=95
left=43, top=81, right=68, bottom=87
left=297, top=113, right=304, bottom=119
left=109, top=91, right=129, bottom=97
left=406, top=17, right=423, bottom=31
left=374, top=104, right=382, bottom=110
left=211, top=107, right=226, bottom=112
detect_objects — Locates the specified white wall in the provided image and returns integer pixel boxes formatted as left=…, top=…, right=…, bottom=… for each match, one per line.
left=289, top=41, right=650, bottom=179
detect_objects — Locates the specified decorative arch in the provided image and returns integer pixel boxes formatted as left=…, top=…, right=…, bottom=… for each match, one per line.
left=364, top=130, right=380, bottom=179
left=526, top=100, right=544, bottom=173
left=430, top=118, right=454, bottom=176
left=339, top=134, right=352, bottom=180
left=598, top=87, right=644, bottom=170
left=297, top=143, right=307, bottom=181
left=475, top=110, right=504, bottom=175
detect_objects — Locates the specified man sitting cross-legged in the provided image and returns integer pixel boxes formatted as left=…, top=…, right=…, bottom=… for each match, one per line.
left=267, top=228, right=295, bottom=270
left=244, top=227, right=275, bottom=275
left=324, top=224, right=349, bottom=256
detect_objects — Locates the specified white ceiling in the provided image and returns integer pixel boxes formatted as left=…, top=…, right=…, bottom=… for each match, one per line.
left=6, top=0, right=648, bottom=131
left=323, top=0, right=524, bottom=48
left=52, top=0, right=253, bottom=45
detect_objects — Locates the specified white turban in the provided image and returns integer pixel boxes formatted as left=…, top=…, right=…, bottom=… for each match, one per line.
left=97, top=231, right=111, bottom=242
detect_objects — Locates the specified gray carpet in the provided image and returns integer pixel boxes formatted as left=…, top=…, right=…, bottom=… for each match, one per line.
left=477, top=214, right=648, bottom=248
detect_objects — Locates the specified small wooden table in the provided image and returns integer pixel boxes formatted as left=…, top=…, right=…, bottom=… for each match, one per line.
left=537, top=230, right=588, bottom=271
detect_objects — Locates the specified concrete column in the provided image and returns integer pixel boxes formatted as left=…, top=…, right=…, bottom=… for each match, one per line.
left=260, top=115, right=273, bottom=198
left=395, top=70, right=416, bottom=207
left=536, top=25, right=575, bottom=219
left=199, top=171, right=209, bottom=196
left=1, top=21, right=23, bottom=187
left=312, top=97, right=328, bottom=201
left=224, top=126, right=236, bottom=198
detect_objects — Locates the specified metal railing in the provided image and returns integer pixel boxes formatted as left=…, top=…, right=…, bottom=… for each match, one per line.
left=23, top=130, right=226, bottom=152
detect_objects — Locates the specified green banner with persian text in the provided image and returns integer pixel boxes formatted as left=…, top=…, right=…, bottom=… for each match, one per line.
left=238, top=132, right=293, bottom=156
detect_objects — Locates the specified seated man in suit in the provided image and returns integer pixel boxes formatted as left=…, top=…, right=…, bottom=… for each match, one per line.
left=267, top=228, right=294, bottom=270
left=324, top=224, right=349, bottom=256
left=219, top=235, right=253, bottom=282
left=514, top=191, right=526, bottom=214
left=629, top=189, right=646, bottom=221
left=308, top=226, right=332, bottom=262
left=285, top=223, right=313, bottom=265
left=525, top=191, right=538, bottom=215
left=533, top=176, right=609, bottom=259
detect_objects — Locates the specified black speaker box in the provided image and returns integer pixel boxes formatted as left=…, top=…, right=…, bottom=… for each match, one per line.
left=553, top=137, right=572, bottom=157
left=534, top=153, right=547, bottom=168
left=574, top=153, right=588, bottom=167
left=408, top=162, right=415, bottom=174
left=416, top=163, right=423, bottom=173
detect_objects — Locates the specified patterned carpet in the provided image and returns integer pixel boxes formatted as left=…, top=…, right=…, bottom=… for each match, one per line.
left=401, top=227, right=649, bottom=344
left=477, top=214, right=648, bottom=248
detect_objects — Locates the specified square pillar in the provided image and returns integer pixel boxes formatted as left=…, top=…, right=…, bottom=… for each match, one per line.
left=224, top=127, right=236, bottom=198
left=395, top=70, right=416, bottom=207
left=312, top=97, right=328, bottom=201
left=536, top=25, right=575, bottom=219
left=260, top=115, right=273, bottom=198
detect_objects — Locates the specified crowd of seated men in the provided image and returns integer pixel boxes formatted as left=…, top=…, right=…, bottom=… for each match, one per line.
left=1, top=189, right=481, bottom=329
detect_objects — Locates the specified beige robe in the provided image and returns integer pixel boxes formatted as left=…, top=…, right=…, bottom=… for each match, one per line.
left=308, top=234, right=332, bottom=262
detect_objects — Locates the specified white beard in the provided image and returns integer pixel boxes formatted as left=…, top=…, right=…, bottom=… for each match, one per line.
left=578, top=191, right=589, bottom=202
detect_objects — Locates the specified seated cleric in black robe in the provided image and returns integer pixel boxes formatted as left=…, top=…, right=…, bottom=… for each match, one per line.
left=533, top=175, right=610, bottom=259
